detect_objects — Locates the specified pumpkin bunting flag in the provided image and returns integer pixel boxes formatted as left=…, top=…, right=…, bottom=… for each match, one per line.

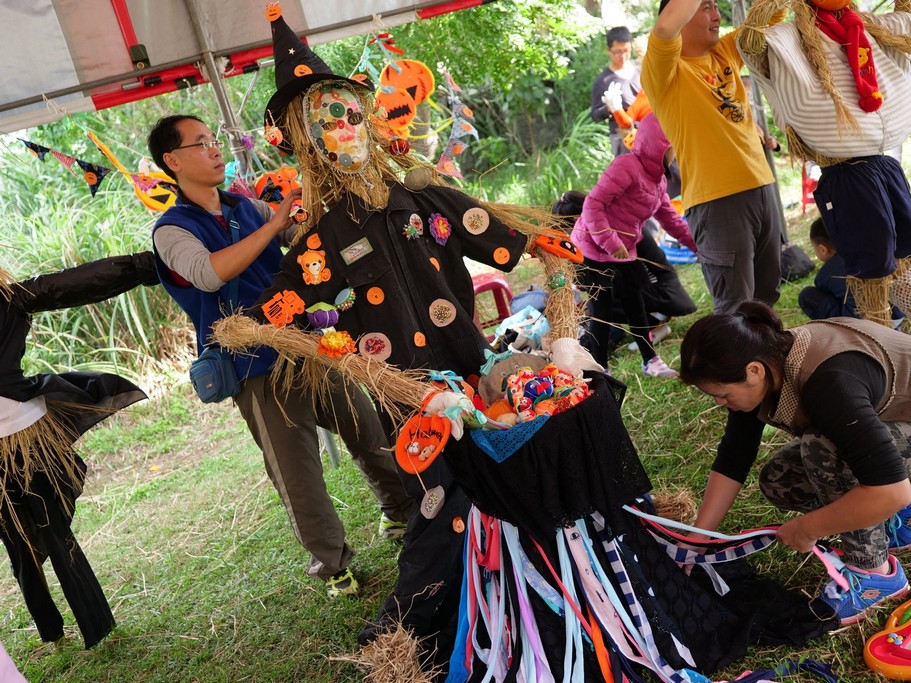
left=436, top=64, right=478, bottom=178
left=20, top=139, right=114, bottom=195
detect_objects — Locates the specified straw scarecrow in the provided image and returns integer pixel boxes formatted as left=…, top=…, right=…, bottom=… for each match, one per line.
left=0, top=253, right=157, bottom=648
left=211, top=3, right=598, bottom=668
left=739, top=0, right=911, bottom=326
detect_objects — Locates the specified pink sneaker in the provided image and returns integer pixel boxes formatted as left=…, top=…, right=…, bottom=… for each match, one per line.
left=642, top=356, right=678, bottom=378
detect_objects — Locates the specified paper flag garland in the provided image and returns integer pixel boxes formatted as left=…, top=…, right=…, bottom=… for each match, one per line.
left=435, top=64, right=479, bottom=178
left=20, top=138, right=114, bottom=196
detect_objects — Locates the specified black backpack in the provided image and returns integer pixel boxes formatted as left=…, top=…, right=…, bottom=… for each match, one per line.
left=780, top=243, right=815, bottom=282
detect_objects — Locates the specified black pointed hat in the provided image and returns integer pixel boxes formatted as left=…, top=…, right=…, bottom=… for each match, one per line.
left=264, top=5, right=371, bottom=124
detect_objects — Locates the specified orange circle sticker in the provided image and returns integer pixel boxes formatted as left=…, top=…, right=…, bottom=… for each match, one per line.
left=306, top=233, right=322, bottom=249
left=452, top=517, right=466, bottom=533
left=367, top=287, right=385, bottom=305
left=358, top=332, right=392, bottom=362
left=84, top=172, right=97, bottom=185
left=493, top=247, right=511, bottom=265
left=414, top=332, right=426, bottom=347
left=429, top=257, right=440, bottom=271
left=429, top=299, right=457, bottom=327
left=294, top=64, right=313, bottom=78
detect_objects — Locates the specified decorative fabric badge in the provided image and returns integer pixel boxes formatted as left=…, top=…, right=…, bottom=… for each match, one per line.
left=428, top=213, right=452, bottom=246
left=297, top=248, right=331, bottom=285
left=306, top=302, right=339, bottom=329
left=340, top=237, right=374, bottom=265
left=421, top=485, right=445, bottom=519
left=429, top=299, right=457, bottom=327
left=334, top=287, right=356, bottom=311
left=366, top=287, right=385, bottom=305
left=261, top=289, right=306, bottom=328
left=403, top=213, right=424, bottom=240
left=463, top=207, right=490, bottom=235
left=318, top=330, right=357, bottom=358
left=359, top=332, right=392, bottom=362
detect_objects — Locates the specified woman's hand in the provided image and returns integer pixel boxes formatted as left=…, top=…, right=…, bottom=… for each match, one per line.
left=776, top=515, right=818, bottom=553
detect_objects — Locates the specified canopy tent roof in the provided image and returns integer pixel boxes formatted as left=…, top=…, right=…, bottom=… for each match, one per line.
left=0, top=0, right=489, bottom=134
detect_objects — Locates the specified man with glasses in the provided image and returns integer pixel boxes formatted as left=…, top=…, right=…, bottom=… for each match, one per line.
left=147, top=115, right=412, bottom=599
left=591, top=26, right=640, bottom=157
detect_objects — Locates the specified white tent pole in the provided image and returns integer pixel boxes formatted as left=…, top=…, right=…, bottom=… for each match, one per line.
left=185, top=0, right=253, bottom=180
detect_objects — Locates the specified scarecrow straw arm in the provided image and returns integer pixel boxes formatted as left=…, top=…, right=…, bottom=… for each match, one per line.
left=897, top=0, right=911, bottom=14
left=538, top=251, right=579, bottom=340
left=739, top=0, right=790, bottom=59
left=211, top=315, right=430, bottom=423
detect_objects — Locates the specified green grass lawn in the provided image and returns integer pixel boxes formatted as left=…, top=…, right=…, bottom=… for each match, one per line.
left=1, top=204, right=895, bottom=681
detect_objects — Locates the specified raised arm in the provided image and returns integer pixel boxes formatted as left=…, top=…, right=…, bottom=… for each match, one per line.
left=654, top=0, right=707, bottom=40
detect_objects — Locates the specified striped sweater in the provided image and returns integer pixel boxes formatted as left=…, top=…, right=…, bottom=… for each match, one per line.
left=740, top=13, right=911, bottom=159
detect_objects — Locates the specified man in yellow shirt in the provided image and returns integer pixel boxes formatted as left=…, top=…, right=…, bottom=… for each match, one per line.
left=642, top=0, right=783, bottom=314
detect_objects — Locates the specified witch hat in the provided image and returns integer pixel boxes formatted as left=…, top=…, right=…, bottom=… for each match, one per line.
left=263, top=3, right=371, bottom=125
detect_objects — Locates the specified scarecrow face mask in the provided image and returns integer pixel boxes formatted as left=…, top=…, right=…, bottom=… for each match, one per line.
left=305, top=82, right=370, bottom=173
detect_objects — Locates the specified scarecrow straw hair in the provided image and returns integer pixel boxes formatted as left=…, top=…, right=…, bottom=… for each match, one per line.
left=212, top=316, right=430, bottom=424
left=740, top=0, right=911, bottom=152
left=280, top=81, right=448, bottom=235
left=0, top=268, right=14, bottom=301
left=333, top=622, right=439, bottom=683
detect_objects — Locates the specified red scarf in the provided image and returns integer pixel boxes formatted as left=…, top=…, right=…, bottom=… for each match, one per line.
left=815, top=7, right=883, bottom=112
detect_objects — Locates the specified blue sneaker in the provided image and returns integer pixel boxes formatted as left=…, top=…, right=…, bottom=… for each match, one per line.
left=887, top=504, right=911, bottom=551
left=818, top=555, right=909, bottom=624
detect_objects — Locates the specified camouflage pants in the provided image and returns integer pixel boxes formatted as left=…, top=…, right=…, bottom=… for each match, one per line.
left=759, top=422, right=911, bottom=569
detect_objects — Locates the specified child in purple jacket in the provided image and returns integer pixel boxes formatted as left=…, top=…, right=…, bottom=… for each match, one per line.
left=571, top=113, right=697, bottom=377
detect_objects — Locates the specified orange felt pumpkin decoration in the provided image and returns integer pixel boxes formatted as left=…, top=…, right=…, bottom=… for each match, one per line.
left=265, top=3, right=282, bottom=21
left=376, top=87, right=417, bottom=130
left=380, top=59, right=436, bottom=105
left=395, top=413, right=451, bottom=474
left=254, top=166, right=301, bottom=210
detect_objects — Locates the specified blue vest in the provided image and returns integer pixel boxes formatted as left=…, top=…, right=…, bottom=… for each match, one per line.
left=153, top=192, right=281, bottom=381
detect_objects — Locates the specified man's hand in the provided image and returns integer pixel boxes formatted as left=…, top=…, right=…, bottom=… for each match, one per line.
left=267, top=186, right=304, bottom=234
left=602, top=82, right=624, bottom=113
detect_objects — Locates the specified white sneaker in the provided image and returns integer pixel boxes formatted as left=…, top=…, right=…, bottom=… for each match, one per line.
left=642, top=356, right=678, bottom=378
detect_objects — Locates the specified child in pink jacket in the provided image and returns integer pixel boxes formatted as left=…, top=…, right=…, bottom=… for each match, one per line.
left=571, top=113, right=696, bottom=377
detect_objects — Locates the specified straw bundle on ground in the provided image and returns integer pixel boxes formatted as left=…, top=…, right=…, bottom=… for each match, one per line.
left=332, top=623, right=439, bottom=683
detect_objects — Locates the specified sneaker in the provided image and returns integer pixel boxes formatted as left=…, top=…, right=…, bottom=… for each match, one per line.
left=326, top=568, right=359, bottom=599
left=642, top=356, right=678, bottom=378
left=887, top=504, right=911, bottom=551
left=378, top=514, right=408, bottom=540
left=818, top=555, right=909, bottom=624
left=651, top=322, right=672, bottom=344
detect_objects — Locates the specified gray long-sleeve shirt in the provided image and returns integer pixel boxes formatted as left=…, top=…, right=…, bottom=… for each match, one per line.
left=153, top=198, right=296, bottom=292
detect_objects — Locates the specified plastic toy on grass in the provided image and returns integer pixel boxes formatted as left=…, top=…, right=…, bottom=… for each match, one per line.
left=865, top=598, right=911, bottom=679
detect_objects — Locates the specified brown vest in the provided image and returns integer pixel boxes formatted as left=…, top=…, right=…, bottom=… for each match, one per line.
left=760, top=317, right=911, bottom=435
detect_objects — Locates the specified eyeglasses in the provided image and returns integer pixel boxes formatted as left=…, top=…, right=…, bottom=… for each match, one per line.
left=171, top=139, right=225, bottom=152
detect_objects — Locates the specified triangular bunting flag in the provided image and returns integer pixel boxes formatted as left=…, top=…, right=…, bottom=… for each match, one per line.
left=20, top=139, right=50, bottom=161
left=76, top=159, right=111, bottom=196
left=52, top=150, right=78, bottom=176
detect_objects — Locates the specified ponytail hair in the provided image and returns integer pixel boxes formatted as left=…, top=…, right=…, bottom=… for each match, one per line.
left=679, top=301, right=793, bottom=385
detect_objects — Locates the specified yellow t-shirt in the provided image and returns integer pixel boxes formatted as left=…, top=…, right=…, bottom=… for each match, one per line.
left=641, top=31, right=774, bottom=211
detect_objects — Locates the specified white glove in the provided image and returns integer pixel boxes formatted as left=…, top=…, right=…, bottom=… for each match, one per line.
left=424, top=390, right=475, bottom=440
left=601, top=82, right=623, bottom=113
left=551, top=337, right=604, bottom=378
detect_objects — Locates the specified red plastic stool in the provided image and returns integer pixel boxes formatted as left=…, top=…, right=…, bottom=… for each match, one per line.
left=801, top=162, right=818, bottom=215
left=472, top=272, right=514, bottom=332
